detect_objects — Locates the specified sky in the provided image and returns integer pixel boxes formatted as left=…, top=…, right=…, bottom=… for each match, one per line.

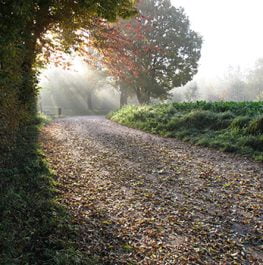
left=171, top=0, right=263, bottom=81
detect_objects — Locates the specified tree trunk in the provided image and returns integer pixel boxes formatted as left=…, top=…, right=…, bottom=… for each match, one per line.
left=19, top=36, right=37, bottom=109
left=19, top=3, right=50, bottom=111
left=136, top=88, right=150, bottom=105
left=120, top=87, right=128, bottom=107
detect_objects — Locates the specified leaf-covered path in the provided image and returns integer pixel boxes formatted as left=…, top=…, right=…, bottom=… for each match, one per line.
left=41, top=116, right=263, bottom=264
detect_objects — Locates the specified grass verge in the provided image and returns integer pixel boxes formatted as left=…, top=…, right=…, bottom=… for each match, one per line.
left=108, top=101, right=263, bottom=162
left=0, top=116, right=96, bottom=264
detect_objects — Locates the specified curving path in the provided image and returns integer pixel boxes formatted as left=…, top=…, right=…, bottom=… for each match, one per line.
left=41, top=116, right=263, bottom=265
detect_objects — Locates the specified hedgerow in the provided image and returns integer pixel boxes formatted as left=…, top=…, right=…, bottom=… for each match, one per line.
left=108, top=101, right=263, bottom=161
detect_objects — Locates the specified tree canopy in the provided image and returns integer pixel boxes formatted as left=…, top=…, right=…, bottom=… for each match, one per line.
left=0, top=0, right=137, bottom=165
left=93, top=0, right=202, bottom=104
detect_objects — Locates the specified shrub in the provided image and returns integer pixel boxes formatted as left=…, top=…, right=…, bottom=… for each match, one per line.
left=247, top=115, right=263, bottom=135
left=230, top=116, right=251, bottom=129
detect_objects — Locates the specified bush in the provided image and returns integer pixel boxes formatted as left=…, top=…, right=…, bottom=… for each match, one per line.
left=247, top=115, right=263, bottom=135
left=230, top=116, right=251, bottom=129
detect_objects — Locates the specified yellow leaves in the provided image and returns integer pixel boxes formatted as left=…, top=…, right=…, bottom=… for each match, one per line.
left=101, top=219, right=113, bottom=225
left=40, top=116, right=263, bottom=264
left=122, top=243, right=133, bottom=252
left=131, top=180, right=144, bottom=187
left=143, top=192, right=153, bottom=199
left=223, top=182, right=233, bottom=188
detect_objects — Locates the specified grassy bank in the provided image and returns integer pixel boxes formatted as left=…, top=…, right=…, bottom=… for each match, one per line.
left=109, top=101, right=263, bottom=161
left=0, top=117, right=94, bottom=264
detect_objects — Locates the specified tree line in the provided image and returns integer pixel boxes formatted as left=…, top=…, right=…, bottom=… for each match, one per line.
left=0, top=0, right=202, bottom=165
left=89, top=0, right=202, bottom=106
left=0, top=0, right=136, bottom=165
left=172, top=60, right=263, bottom=103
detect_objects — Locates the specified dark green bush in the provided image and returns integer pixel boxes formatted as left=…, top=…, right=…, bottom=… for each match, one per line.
left=230, top=116, right=251, bottom=129
left=0, top=120, right=94, bottom=265
left=247, top=115, right=263, bottom=135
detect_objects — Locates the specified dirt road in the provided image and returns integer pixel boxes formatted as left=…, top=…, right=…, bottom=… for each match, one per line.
left=41, top=116, right=263, bottom=264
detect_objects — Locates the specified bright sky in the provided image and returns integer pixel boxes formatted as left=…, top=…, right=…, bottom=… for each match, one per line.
left=171, top=0, right=263, bottom=80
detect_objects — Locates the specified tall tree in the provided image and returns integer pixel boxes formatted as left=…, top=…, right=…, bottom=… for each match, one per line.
left=93, top=0, right=202, bottom=104
left=0, top=0, right=137, bottom=165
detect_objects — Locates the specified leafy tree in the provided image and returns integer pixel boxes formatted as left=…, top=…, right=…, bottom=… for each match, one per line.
left=0, top=0, right=137, bottom=165
left=94, top=0, right=202, bottom=104
left=1, top=0, right=137, bottom=103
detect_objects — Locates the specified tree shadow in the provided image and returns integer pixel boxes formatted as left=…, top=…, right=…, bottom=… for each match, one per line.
left=71, top=205, right=138, bottom=265
left=0, top=119, right=99, bottom=264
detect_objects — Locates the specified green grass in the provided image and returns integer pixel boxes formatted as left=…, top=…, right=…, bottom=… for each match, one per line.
left=108, top=101, right=263, bottom=161
left=0, top=117, right=96, bottom=264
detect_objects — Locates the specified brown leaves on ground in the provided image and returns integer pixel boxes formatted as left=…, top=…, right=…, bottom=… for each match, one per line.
left=41, top=116, right=263, bottom=265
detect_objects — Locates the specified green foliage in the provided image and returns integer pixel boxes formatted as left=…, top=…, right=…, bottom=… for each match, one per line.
left=109, top=101, right=263, bottom=161
left=114, top=0, right=202, bottom=103
left=166, top=110, right=233, bottom=131
left=0, top=119, right=96, bottom=264
left=230, top=116, right=251, bottom=129
left=247, top=115, right=263, bottom=135
left=0, top=0, right=138, bottom=166
left=0, top=1, right=136, bottom=262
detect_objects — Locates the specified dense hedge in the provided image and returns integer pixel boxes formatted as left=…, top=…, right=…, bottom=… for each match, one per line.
left=0, top=0, right=137, bottom=167
left=0, top=118, right=97, bottom=264
left=109, top=101, right=263, bottom=161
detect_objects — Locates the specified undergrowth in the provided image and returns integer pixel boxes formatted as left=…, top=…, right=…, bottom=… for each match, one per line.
left=0, top=116, right=96, bottom=264
left=108, top=101, right=263, bottom=161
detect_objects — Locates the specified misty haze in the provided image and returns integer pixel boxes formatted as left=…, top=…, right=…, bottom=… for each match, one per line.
left=39, top=58, right=263, bottom=118
left=1, top=0, right=262, bottom=264
left=39, top=60, right=120, bottom=116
